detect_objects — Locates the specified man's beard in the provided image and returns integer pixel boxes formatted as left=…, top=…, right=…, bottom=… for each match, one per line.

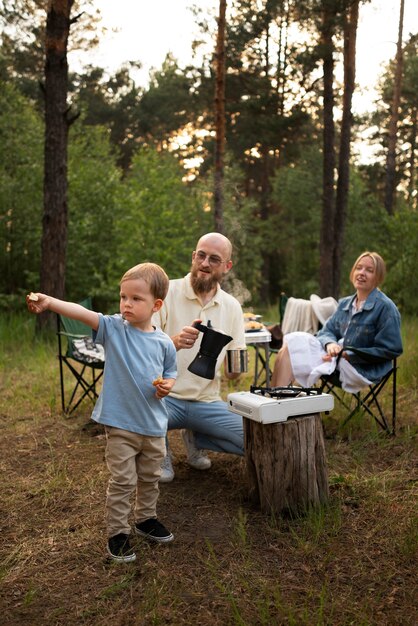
left=190, top=266, right=220, bottom=294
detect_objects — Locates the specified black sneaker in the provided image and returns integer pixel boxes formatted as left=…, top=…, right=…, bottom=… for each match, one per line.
left=107, top=533, right=136, bottom=563
left=135, top=518, right=174, bottom=543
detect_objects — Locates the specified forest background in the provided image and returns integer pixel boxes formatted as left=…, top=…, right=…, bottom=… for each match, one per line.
left=1, top=4, right=417, bottom=623
left=1, top=0, right=418, bottom=316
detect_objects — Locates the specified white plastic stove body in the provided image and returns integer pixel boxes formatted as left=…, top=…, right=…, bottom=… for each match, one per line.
left=227, top=391, right=334, bottom=424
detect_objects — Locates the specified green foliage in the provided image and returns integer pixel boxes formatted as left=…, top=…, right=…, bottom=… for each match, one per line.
left=270, top=143, right=323, bottom=297
left=269, top=148, right=402, bottom=305
left=369, top=33, right=418, bottom=209
left=138, top=54, right=197, bottom=142
left=0, top=1, right=101, bottom=108
left=339, top=171, right=389, bottom=294
left=380, top=208, right=418, bottom=313
left=1, top=1, right=417, bottom=315
left=111, top=146, right=209, bottom=294
left=72, top=64, right=144, bottom=171
left=0, top=82, right=43, bottom=295
left=66, top=123, right=124, bottom=305
left=210, top=157, right=263, bottom=303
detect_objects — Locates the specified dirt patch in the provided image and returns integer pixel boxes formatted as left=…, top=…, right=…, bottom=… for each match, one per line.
left=0, top=410, right=417, bottom=625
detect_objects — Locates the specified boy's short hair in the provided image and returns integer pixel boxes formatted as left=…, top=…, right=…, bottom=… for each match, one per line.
left=350, top=251, right=386, bottom=287
left=120, top=263, right=169, bottom=300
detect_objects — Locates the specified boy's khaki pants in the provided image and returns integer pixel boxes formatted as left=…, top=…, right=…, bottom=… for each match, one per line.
left=104, top=426, right=165, bottom=538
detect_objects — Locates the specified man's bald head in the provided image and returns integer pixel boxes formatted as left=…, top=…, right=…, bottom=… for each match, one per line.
left=196, top=233, right=232, bottom=261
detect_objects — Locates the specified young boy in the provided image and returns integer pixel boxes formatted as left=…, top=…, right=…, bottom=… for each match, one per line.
left=27, top=263, right=177, bottom=563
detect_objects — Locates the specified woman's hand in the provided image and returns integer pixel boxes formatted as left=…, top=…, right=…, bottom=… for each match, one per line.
left=322, top=342, right=342, bottom=362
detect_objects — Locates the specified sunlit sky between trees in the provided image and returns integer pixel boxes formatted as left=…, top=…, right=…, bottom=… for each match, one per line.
left=72, top=0, right=418, bottom=116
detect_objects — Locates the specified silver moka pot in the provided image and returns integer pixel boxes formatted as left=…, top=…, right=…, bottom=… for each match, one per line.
left=188, top=321, right=233, bottom=380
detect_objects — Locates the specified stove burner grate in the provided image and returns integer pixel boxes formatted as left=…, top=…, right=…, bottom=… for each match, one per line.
left=250, top=385, right=323, bottom=399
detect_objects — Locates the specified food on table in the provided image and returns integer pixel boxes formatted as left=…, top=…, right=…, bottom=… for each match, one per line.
left=245, top=321, right=264, bottom=331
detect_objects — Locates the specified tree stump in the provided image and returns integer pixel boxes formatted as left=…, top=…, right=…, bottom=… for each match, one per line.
left=244, top=414, right=329, bottom=517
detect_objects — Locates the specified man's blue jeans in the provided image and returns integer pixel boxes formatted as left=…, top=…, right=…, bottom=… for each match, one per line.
left=164, top=396, right=244, bottom=456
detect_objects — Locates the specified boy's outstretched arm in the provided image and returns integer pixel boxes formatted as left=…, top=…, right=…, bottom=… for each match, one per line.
left=26, top=293, right=100, bottom=330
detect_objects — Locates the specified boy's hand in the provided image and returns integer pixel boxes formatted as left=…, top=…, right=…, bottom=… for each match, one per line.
left=26, top=293, right=50, bottom=314
left=153, top=378, right=175, bottom=399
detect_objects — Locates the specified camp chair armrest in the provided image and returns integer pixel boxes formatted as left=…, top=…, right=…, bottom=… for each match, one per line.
left=344, top=345, right=391, bottom=364
left=58, top=331, right=92, bottom=340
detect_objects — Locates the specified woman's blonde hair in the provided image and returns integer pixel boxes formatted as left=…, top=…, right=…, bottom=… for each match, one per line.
left=120, top=263, right=169, bottom=300
left=349, top=251, right=386, bottom=287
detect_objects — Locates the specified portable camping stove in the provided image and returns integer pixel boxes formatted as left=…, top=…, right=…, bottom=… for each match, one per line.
left=227, top=385, right=334, bottom=424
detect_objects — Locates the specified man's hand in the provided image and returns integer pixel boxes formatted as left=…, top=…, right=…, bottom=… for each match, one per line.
left=172, top=319, right=201, bottom=351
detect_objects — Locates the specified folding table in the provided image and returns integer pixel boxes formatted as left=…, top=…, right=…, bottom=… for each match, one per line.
left=245, top=328, right=272, bottom=386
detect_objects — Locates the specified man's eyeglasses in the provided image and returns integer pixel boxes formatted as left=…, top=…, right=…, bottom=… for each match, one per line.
left=195, top=250, right=228, bottom=267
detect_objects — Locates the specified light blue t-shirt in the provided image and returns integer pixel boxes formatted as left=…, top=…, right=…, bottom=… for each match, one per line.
left=91, top=314, right=177, bottom=437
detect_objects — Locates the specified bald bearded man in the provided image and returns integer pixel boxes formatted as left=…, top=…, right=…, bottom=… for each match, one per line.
left=152, top=233, right=246, bottom=482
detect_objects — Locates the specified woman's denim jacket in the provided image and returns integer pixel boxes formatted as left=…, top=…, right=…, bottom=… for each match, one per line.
left=317, top=288, right=403, bottom=382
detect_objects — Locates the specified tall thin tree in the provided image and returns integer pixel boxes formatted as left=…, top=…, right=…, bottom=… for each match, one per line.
left=384, top=0, right=405, bottom=215
left=319, top=1, right=336, bottom=297
left=38, top=0, right=78, bottom=330
left=214, top=0, right=226, bottom=234
left=319, top=0, right=359, bottom=298
left=333, top=0, right=359, bottom=295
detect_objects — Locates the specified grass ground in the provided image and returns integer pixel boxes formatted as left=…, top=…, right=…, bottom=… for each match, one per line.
left=0, top=314, right=417, bottom=625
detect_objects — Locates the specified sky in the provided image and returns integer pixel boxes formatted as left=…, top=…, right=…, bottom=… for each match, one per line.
left=71, top=0, right=418, bottom=115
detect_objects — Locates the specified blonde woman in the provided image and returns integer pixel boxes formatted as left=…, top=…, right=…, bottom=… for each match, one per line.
left=271, top=252, right=403, bottom=392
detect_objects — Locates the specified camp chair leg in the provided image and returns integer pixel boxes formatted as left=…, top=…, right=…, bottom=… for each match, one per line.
left=250, top=344, right=271, bottom=387
left=58, top=322, right=67, bottom=413
left=320, top=360, right=397, bottom=436
left=321, top=380, right=357, bottom=414
left=339, top=386, right=390, bottom=434
left=59, top=352, right=66, bottom=414
left=61, top=358, right=103, bottom=415
left=341, top=393, right=361, bottom=427
left=57, top=301, right=105, bottom=415
left=392, top=363, right=397, bottom=436
left=323, top=367, right=396, bottom=435
left=359, top=382, right=391, bottom=434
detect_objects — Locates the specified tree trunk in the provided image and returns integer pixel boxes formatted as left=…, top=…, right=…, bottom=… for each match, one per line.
left=384, top=0, right=405, bottom=215
left=214, top=0, right=227, bottom=234
left=37, top=0, right=74, bottom=331
left=258, top=15, right=273, bottom=305
left=333, top=0, right=359, bottom=296
left=319, top=6, right=336, bottom=298
left=277, top=0, right=290, bottom=117
left=407, top=106, right=417, bottom=209
left=259, top=145, right=272, bottom=304
left=244, top=414, right=329, bottom=517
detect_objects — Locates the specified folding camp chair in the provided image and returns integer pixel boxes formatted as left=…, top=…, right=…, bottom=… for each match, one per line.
left=319, top=358, right=398, bottom=435
left=57, top=297, right=105, bottom=415
left=266, top=295, right=398, bottom=434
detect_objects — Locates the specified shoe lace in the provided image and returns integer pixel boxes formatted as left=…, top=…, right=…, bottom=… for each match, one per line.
left=161, top=453, right=173, bottom=470
left=189, top=447, right=208, bottom=462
